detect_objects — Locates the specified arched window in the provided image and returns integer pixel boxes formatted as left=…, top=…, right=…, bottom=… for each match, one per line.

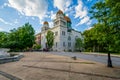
left=75, top=36, right=78, bottom=39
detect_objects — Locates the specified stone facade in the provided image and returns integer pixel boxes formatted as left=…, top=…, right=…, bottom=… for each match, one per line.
left=36, top=10, right=82, bottom=51
left=35, top=33, right=41, bottom=45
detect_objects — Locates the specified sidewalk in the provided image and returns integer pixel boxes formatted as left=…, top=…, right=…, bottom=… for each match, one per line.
left=82, top=52, right=120, bottom=58
left=0, top=52, right=120, bottom=80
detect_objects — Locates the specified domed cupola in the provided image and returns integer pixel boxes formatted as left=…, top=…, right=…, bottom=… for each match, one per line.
left=64, top=16, right=71, bottom=23
left=41, top=21, right=49, bottom=32
left=57, top=10, right=63, bottom=15
left=56, top=10, right=64, bottom=18
left=43, top=21, right=49, bottom=25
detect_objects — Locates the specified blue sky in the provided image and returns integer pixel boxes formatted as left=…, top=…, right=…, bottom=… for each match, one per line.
left=0, top=0, right=97, bottom=34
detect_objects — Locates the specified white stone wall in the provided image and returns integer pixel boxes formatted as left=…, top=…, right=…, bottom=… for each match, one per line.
left=59, top=27, right=81, bottom=51
left=41, top=31, right=47, bottom=49
left=40, top=11, right=82, bottom=51
left=59, top=26, right=68, bottom=51
left=41, top=26, right=61, bottom=51
left=51, top=27, right=61, bottom=51
left=71, top=30, right=81, bottom=51
left=41, top=25, right=82, bottom=51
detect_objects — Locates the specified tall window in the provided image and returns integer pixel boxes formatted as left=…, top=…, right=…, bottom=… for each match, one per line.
left=75, top=36, right=78, bottom=39
left=56, top=42, right=57, bottom=47
left=62, top=31, right=65, bottom=36
left=63, top=42, right=65, bottom=47
left=61, top=21, right=66, bottom=25
left=68, top=36, right=71, bottom=40
left=68, top=42, right=71, bottom=47
left=55, top=31, right=58, bottom=36
left=67, top=22, right=71, bottom=27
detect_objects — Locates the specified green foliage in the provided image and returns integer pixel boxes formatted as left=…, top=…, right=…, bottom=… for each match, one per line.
left=0, top=23, right=35, bottom=51
left=0, top=32, right=8, bottom=47
left=46, top=31, right=54, bottom=49
left=75, top=38, right=83, bottom=51
left=17, top=23, right=35, bottom=49
left=84, top=0, right=120, bottom=53
left=33, top=44, right=41, bottom=50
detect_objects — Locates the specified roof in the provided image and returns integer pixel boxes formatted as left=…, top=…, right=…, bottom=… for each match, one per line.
left=35, top=33, right=41, bottom=36
left=57, top=10, right=63, bottom=15
left=64, top=16, right=71, bottom=22
left=43, top=21, right=48, bottom=25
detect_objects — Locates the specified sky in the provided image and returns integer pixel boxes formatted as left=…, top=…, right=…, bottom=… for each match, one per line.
left=0, top=0, right=97, bottom=34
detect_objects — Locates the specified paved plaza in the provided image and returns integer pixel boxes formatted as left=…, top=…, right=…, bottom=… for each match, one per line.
left=0, top=52, right=120, bottom=80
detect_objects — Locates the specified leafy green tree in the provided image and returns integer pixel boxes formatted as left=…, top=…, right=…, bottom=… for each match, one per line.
left=90, top=1, right=113, bottom=67
left=0, top=23, right=35, bottom=51
left=83, top=27, right=100, bottom=52
left=75, top=38, right=83, bottom=52
left=17, top=23, right=35, bottom=49
left=89, top=0, right=120, bottom=67
left=46, top=31, right=54, bottom=50
left=106, top=0, right=120, bottom=52
left=0, top=32, right=8, bottom=47
left=33, top=44, right=41, bottom=50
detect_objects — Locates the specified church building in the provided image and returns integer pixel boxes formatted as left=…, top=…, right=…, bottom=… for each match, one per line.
left=36, top=10, right=82, bottom=51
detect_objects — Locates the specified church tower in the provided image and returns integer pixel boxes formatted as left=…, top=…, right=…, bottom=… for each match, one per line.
left=54, top=10, right=65, bottom=27
left=54, top=10, right=72, bottom=32
left=41, top=21, right=49, bottom=32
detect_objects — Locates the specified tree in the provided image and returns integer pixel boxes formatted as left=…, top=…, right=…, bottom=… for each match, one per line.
left=83, top=27, right=99, bottom=52
left=33, top=44, right=41, bottom=50
left=75, top=38, right=83, bottom=52
left=89, top=0, right=120, bottom=67
left=106, top=0, right=120, bottom=52
left=0, top=23, right=35, bottom=51
left=0, top=32, right=8, bottom=47
left=46, top=31, right=54, bottom=50
left=90, top=1, right=113, bottom=67
left=17, top=23, right=35, bottom=49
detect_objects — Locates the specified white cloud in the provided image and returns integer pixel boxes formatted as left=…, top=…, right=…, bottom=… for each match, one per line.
left=0, top=18, right=12, bottom=25
left=0, top=3, right=9, bottom=9
left=54, top=0, right=72, bottom=12
left=31, top=17, right=35, bottom=20
left=87, top=20, right=92, bottom=26
left=40, top=21, right=44, bottom=26
left=49, top=21, right=53, bottom=28
left=66, top=14, right=69, bottom=16
left=0, top=27, right=4, bottom=31
left=8, top=0, right=48, bottom=21
left=75, top=0, right=91, bottom=26
left=75, top=0, right=87, bottom=19
left=50, top=11, right=56, bottom=20
left=87, top=0, right=92, bottom=2
left=86, top=26, right=93, bottom=30
left=73, top=27, right=78, bottom=31
left=76, top=16, right=90, bottom=26
left=14, top=19, right=19, bottom=24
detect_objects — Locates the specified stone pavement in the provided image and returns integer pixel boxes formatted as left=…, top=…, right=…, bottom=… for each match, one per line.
left=0, top=52, right=120, bottom=80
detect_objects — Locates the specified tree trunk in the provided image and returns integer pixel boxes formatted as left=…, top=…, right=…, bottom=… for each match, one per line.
left=97, top=46, right=99, bottom=52
left=107, top=51, right=113, bottom=67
